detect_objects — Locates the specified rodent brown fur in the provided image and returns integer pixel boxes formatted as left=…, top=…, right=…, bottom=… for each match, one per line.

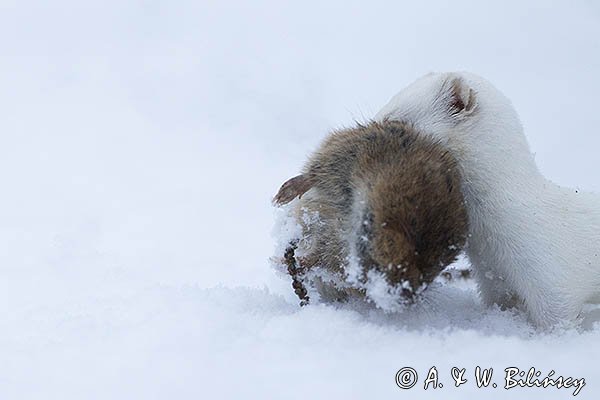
left=274, top=120, right=468, bottom=305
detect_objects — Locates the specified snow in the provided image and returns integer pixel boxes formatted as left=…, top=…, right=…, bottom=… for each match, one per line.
left=1, top=0, right=600, bottom=398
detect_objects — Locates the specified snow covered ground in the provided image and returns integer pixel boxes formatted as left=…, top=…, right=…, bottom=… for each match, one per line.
left=1, top=1, right=600, bottom=398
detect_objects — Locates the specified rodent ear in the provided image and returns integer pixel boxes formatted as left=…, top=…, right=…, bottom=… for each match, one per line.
left=447, top=77, right=477, bottom=117
left=272, top=174, right=314, bottom=206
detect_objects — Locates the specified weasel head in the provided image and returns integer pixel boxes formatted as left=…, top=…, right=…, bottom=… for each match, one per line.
left=375, top=72, right=529, bottom=157
left=375, top=72, right=478, bottom=135
left=375, top=72, right=539, bottom=202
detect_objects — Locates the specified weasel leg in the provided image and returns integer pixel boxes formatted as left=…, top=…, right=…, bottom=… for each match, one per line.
left=474, top=260, right=581, bottom=328
left=471, top=262, right=519, bottom=309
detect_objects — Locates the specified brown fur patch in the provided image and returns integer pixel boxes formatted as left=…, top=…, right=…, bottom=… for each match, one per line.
left=276, top=120, right=469, bottom=304
left=273, top=174, right=314, bottom=206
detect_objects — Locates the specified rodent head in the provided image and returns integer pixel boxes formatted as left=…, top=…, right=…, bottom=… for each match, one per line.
left=347, top=122, right=468, bottom=295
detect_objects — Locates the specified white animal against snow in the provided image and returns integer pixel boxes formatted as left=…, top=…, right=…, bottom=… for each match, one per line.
left=375, top=72, right=600, bottom=328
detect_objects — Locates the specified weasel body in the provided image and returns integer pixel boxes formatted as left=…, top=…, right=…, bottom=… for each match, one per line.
left=375, top=72, right=600, bottom=328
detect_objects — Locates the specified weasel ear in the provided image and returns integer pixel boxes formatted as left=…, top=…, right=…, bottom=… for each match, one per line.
left=272, top=174, right=314, bottom=206
left=446, top=77, right=477, bottom=117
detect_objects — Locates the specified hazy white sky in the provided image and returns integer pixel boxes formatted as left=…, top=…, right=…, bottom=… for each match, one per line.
left=0, top=2, right=599, bottom=398
left=1, top=0, right=599, bottom=321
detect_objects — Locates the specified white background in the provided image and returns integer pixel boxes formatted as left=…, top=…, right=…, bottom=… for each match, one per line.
left=1, top=1, right=599, bottom=398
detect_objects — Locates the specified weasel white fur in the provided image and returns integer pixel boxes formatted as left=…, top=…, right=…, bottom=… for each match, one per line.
left=375, top=72, right=600, bottom=328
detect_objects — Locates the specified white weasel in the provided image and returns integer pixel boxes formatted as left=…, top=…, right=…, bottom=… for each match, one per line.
left=375, top=72, right=600, bottom=328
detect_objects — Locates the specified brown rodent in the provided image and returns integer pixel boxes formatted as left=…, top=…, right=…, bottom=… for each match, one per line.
left=274, top=120, right=468, bottom=307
